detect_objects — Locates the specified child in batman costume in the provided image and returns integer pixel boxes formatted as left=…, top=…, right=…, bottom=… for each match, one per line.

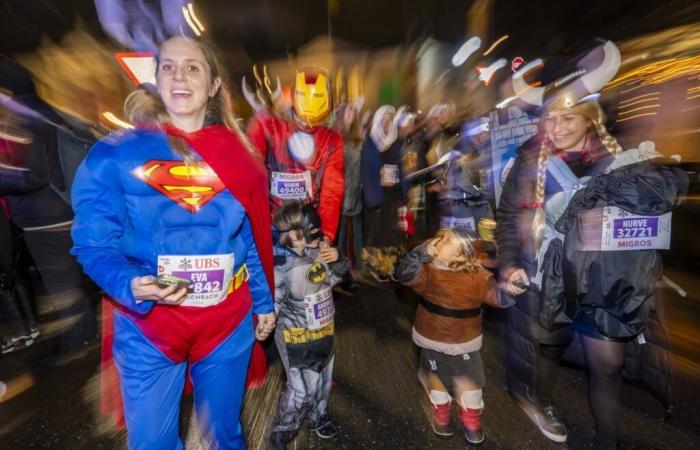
left=268, top=202, right=349, bottom=449
left=394, top=229, right=507, bottom=445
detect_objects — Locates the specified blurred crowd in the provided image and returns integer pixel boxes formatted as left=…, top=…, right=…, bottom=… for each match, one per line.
left=0, top=8, right=698, bottom=448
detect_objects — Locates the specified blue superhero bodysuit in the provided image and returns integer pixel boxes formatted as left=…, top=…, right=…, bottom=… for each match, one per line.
left=71, top=128, right=274, bottom=450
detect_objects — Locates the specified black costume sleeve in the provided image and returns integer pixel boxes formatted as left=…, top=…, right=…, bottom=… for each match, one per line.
left=328, top=256, right=351, bottom=286
left=0, top=125, right=51, bottom=195
left=394, top=243, right=433, bottom=285
left=495, top=155, right=527, bottom=272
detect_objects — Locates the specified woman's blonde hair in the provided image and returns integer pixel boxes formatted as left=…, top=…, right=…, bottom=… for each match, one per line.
left=532, top=101, right=623, bottom=254
left=124, top=37, right=257, bottom=162
left=432, top=229, right=477, bottom=273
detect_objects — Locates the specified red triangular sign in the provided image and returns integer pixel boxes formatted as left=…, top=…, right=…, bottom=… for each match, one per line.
left=115, top=52, right=157, bottom=86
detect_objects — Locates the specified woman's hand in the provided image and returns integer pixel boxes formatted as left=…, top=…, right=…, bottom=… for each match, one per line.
left=255, top=312, right=276, bottom=341
left=502, top=268, right=529, bottom=296
left=318, top=239, right=339, bottom=263
left=130, top=276, right=188, bottom=305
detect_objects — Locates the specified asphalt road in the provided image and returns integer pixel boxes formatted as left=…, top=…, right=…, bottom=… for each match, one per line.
left=1, top=270, right=699, bottom=450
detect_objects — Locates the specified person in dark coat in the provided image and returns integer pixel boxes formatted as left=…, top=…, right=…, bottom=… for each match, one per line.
left=496, top=41, right=688, bottom=449
left=361, top=105, right=407, bottom=281
left=0, top=57, right=97, bottom=364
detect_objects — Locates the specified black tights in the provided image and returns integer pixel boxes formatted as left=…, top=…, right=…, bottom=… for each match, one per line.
left=536, top=343, right=568, bottom=407
left=582, top=335, right=625, bottom=449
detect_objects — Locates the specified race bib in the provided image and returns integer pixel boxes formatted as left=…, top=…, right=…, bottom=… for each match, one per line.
left=381, top=164, right=400, bottom=185
left=600, top=207, right=671, bottom=251
left=157, top=253, right=234, bottom=307
left=440, top=216, right=476, bottom=231
left=270, top=171, right=312, bottom=201
left=303, top=287, right=335, bottom=330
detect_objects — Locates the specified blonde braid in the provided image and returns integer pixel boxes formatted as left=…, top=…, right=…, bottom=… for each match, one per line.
left=532, top=142, right=551, bottom=257
left=592, top=120, right=623, bottom=156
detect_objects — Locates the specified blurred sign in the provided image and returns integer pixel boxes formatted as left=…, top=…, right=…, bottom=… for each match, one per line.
left=477, top=58, right=507, bottom=86
left=511, top=57, right=525, bottom=72
left=115, top=52, right=156, bottom=86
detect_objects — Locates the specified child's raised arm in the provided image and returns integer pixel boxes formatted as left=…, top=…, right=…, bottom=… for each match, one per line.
left=394, top=241, right=436, bottom=287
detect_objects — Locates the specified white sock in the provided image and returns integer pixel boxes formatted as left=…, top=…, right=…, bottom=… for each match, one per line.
left=429, top=389, right=451, bottom=405
left=460, top=389, right=484, bottom=410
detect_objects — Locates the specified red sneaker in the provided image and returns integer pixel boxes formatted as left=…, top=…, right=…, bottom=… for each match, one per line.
left=459, top=408, right=485, bottom=445
left=429, top=398, right=454, bottom=437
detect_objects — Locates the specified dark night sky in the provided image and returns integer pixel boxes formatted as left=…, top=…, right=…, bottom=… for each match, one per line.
left=1, top=0, right=699, bottom=60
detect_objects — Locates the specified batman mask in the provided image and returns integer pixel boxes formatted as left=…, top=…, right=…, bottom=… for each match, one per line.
left=300, top=204, right=323, bottom=243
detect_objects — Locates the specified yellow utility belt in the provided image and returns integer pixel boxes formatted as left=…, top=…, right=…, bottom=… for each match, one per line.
left=283, top=322, right=335, bottom=344
left=226, top=264, right=250, bottom=295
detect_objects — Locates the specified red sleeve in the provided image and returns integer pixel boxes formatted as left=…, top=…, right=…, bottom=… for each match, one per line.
left=246, top=112, right=271, bottom=157
left=318, top=131, right=344, bottom=242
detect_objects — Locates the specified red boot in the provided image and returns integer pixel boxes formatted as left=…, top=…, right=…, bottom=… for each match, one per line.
left=459, top=407, right=485, bottom=445
left=428, top=396, right=454, bottom=437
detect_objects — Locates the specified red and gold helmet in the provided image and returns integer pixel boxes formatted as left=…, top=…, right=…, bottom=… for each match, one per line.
left=293, top=67, right=331, bottom=127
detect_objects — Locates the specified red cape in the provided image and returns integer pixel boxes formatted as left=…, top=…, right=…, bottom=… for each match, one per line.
left=100, top=124, right=274, bottom=428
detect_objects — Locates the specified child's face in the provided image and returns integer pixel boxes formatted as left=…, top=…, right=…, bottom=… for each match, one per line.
left=291, top=229, right=321, bottom=249
left=435, top=238, right=466, bottom=265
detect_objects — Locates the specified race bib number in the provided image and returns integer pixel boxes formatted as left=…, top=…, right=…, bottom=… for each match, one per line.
left=157, top=253, right=234, bottom=307
left=440, top=216, right=476, bottom=231
left=601, top=207, right=671, bottom=251
left=381, top=164, right=400, bottom=185
left=271, top=171, right=312, bottom=200
left=303, top=287, right=335, bottom=330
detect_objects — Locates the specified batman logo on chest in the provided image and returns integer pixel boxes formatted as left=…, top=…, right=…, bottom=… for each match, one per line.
left=306, top=262, right=327, bottom=284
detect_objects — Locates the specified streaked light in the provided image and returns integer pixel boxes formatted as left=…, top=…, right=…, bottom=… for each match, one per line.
left=618, top=92, right=661, bottom=104
left=617, top=104, right=660, bottom=115
left=618, top=97, right=660, bottom=108
left=187, top=3, right=205, bottom=32
left=513, top=59, right=543, bottom=80
left=182, top=5, right=202, bottom=37
left=0, top=129, right=32, bottom=144
left=452, top=37, right=481, bottom=67
left=476, top=58, right=507, bottom=85
left=483, top=35, right=509, bottom=56
left=616, top=112, right=657, bottom=123
left=102, top=111, right=134, bottom=129
left=496, top=95, right=517, bottom=109
left=605, top=56, right=700, bottom=92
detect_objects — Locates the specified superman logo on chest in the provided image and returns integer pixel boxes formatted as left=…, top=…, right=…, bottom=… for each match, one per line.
left=132, top=160, right=225, bottom=213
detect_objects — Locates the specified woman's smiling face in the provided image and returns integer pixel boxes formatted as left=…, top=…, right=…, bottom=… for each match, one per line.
left=543, top=110, right=590, bottom=152
left=156, top=37, right=220, bottom=131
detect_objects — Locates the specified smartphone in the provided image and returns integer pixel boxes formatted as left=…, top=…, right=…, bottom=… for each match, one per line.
left=155, top=274, right=192, bottom=290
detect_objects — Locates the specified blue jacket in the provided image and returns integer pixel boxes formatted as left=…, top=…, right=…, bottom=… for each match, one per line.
left=70, top=129, right=273, bottom=315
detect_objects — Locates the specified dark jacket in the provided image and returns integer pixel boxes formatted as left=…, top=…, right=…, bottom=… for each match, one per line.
left=542, top=155, right=690, bottom=338
left=496, top=137, right=684, bottom=411
left=0, top=118, right=74, bottom=229
left=0, top=58, right=73, bottom=229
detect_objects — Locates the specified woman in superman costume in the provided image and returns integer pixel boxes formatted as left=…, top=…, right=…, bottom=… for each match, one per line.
left=70, top=36, right=276, bottom=449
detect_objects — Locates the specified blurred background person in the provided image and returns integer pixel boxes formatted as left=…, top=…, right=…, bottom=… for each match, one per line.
left=335, top=100, right=365, bottom=293
left=0, top=57, right=97, bottom=365
left=361, top=105, right=408, bottom=281
left=0, top=195, right=38, bottom=354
